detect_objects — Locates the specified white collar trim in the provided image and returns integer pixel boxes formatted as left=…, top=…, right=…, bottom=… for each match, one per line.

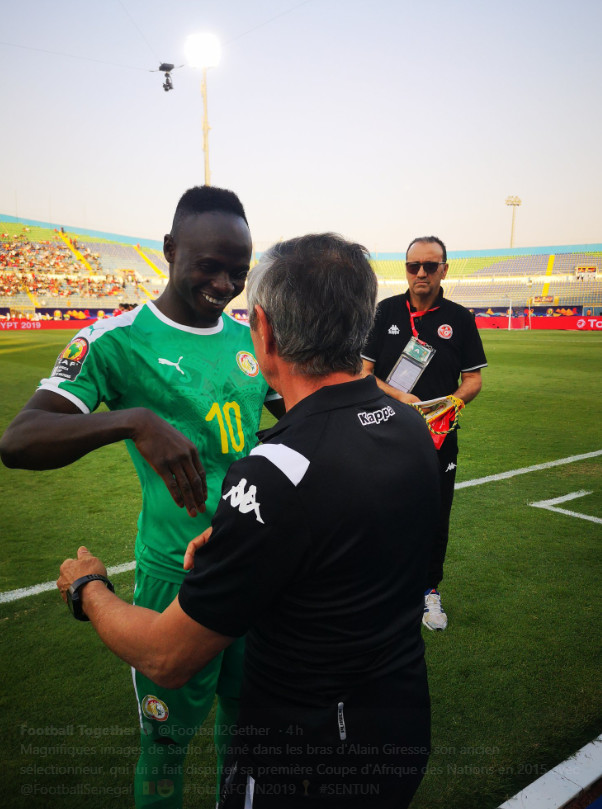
left=146, top=300, right=224, bottom=335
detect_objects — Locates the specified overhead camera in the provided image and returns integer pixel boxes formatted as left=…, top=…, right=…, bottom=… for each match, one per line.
left=159, top=62, right=175, bottom=92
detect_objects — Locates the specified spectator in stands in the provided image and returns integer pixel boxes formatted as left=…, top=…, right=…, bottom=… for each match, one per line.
left=362, top=236, right=487, bottom=631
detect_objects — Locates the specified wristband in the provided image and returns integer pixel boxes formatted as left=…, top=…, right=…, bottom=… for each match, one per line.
left=67, top=574, right=114, bottom=622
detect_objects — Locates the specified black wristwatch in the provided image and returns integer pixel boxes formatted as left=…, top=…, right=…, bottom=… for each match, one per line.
left=67, top=574, right=115, bottom=622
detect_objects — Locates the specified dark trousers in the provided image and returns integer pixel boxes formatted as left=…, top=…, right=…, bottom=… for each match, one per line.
left=219, top=666, right=430, bottom=808
left=426, top=433, right=458, bottom=590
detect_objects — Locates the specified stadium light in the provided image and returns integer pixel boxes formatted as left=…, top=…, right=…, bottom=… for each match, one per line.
left=184, top=33, right=222, bottom=186
left=505, top=196, right=522, bottom=248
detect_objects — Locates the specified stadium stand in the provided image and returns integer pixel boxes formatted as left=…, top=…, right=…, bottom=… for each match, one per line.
left=143, top=247, right=170, bottom=275
left=1, top=217, right=601, bottom=320
left=373, top=249, right=602, bottom=310
left=460, top=254, right=550, bottom=277
left=77, top=241, right=148, bottom=274
left=0, top=224, right=157, bottom=316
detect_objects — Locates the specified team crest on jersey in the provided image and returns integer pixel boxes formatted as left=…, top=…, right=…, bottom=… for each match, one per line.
left=236, top=350, right=259, bottom=377
left=438, top=324, right=453, bottom=339
left=51, top=337, right=89, bottom=381
left=141, top=695, right=169, bottom=722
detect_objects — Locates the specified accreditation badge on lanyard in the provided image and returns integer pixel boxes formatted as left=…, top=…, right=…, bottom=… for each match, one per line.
left=385, top=301, right=439, bottom=393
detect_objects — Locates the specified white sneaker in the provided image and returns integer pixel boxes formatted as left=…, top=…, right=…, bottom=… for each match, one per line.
left=423, top=589, right=447, bottom=631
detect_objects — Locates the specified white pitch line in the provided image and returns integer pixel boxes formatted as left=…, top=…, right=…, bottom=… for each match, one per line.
left=1, top=449, right=601, bottom=605
left=530, top=490, right=602, bottom=525
left=498, top=733, right=602, bottom=809
left=0, top=560, right=136, bottom=604
left=455, top=449, right=602, bottom=489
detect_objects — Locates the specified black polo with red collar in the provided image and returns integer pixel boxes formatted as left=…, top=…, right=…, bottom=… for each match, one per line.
left=362, top=289, right=487, bottom=402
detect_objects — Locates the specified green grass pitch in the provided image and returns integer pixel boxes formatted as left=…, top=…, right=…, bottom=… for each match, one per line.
left=0, top=328, right=600, bottom=808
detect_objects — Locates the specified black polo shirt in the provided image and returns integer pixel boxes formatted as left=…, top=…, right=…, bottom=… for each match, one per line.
left=362, top=290, right=487, bottom=402
left=179, top=375, right=438, bottom=710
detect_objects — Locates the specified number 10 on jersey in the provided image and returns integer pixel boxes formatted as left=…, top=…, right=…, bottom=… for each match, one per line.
left=205, top=401, right=244, bottom=454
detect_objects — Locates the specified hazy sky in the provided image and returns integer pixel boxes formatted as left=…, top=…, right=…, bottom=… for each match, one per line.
left=1, top=0, right=600, bottom=252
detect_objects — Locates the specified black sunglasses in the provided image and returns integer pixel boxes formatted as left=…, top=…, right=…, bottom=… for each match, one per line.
left=406, top=261, right=445, bottom=275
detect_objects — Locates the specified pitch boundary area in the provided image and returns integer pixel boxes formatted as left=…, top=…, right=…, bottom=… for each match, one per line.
left=1, top=449, right=600, bottom=605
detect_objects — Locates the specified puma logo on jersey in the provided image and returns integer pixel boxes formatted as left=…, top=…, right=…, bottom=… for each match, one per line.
left=445, top=462, right=457, bottom=472
left=222, top=478, right=264, bottom=523
left=388, top=324, right=400, bottom=335
left=158, top=355, right=184, bottom=374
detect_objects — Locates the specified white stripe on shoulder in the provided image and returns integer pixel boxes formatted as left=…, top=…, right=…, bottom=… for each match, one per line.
left=37, top=379, right=90, bottom=413
left=250, top=443, right=310, bottom=486
left=83, top=305, right=142, bottom=345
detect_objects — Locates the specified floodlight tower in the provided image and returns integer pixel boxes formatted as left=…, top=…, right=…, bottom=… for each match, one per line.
left=505, top=196, right=522, bottom=248
left=184, top=32, right=221, bottom=186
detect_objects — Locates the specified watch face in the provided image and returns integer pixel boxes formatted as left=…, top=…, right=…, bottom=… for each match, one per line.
left=67, top=587, right=82, bottom=620
left=67, top=583, right=89, bottom=621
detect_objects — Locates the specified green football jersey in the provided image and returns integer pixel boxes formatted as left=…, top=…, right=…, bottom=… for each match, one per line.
left=40, top=301, right=278, bottom=581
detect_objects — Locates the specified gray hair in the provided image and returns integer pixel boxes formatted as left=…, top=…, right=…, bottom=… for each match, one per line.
left=246, top=233, right=377, bottom=377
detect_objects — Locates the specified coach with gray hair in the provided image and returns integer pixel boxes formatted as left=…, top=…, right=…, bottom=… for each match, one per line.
left=58, top=232, right=439, bottom=808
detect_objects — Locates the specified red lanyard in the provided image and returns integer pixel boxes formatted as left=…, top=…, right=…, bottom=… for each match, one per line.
left=407, top=299, right=440, bottom=338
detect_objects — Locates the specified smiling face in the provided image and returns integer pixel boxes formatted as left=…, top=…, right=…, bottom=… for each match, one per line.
left=161, top=211, right=252, bottom=328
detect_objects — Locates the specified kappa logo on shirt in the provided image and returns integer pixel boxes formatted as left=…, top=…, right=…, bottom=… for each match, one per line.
left=388, top=324, right=400, bottom=335
left=358, top=405, right=396, bottom=426
left=222, top=478, right=264, bottom=523
left=445, top=462, right=457, bottom=473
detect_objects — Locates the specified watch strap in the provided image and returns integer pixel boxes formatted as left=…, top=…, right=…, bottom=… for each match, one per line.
left=67, top=574, right=115, bottom=622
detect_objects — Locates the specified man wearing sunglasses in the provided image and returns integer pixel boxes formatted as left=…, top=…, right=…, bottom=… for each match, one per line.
left=362, top=236, right=487, bottom=631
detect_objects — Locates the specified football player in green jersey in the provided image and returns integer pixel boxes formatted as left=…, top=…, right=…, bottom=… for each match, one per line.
left=0, top=186, right=284, bottom=808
